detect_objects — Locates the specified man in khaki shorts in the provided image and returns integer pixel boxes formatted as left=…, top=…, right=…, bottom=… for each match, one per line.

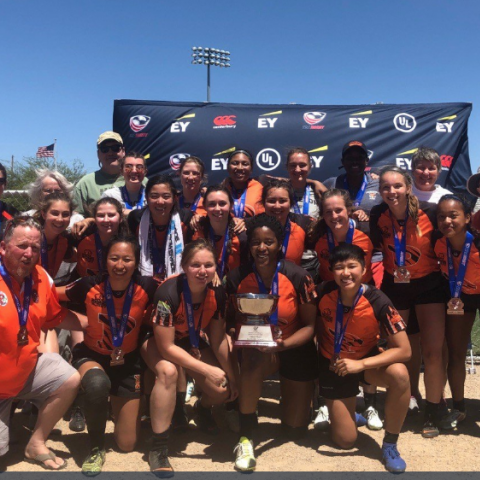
left=0, top=217, right=83, bottom=470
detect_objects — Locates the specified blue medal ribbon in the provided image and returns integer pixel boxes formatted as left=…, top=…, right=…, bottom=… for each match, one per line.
left=253, top=261, right=281, bottom=326
left=179, top=193, right=201, bottom=213
left=334, top=285, right=364, bottom=356
left=182, top=276, right=204, bottom=349
left=210, top=226, right=230, bottom=279
left=446, top=232, right=473, bottom=299
left=104, top=278, right=135, bottom=348
left=0, top=260, right=33, bottom=332
left=94, top=232, right=105, bottom=273
left=326, top=219, right=355, bottom=252
left=231, top=183, right=248, bottom=218
left=293, top=186, right=310, bottom=215
left=390, top=211, right=408, bottom=268
left=281, top=217, right=292, bottom=258
left=148, top=216, right=167, bottom=277
left=344, top=175, right=367, bottom=207
left=121, top=186, right=145, bottom=210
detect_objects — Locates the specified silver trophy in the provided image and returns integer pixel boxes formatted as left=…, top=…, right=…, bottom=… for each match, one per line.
left=234, top=293, right=279, bottom=348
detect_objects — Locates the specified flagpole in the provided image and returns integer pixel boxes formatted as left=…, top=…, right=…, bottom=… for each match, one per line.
left=53, top=139, right=57, bottom=170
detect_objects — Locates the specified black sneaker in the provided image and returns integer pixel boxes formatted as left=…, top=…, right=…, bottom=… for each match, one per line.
left=69, top=406, right=86, bottom=432
left=149, top=447, right=174, bottom=478
left=421, top=418, right=439, bottom=438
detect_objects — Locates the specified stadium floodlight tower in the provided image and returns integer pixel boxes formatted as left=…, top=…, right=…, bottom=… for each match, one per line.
left=191, top=46, right=231, bottom=102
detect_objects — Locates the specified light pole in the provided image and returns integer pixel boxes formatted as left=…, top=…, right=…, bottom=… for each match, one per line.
left=191, top=47, right=231, bottom=102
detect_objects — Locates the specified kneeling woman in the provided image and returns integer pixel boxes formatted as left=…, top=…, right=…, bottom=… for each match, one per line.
left=143, top=239, right=238, bottom=475
left=317, top=243, right=411, bottom=473
left=226, top=213, right=318, bottom=472
left=58, top=235, right=157, bottom=475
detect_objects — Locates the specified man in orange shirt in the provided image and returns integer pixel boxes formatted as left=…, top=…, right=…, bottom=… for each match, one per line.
left=0, top=217, right=82, bottom=471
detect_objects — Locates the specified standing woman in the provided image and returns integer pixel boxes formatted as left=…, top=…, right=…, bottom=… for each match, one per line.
left=261, top=180, right=313, bottom=268
left=193, top=185, right=247, bottom=280
left=102, top=152, right=148, bottom=214
left=142, top=239, right=237, bottom=475
left=128, top=175, right=187, bottom=284
left=35, top=192, right=76, bottom=282
left=58, top=234, right=158, bottom=475
left=369, top=166, right=448, bottom=437
left=224, top=149, right=264, bottom=218
left=434, top=195, right=480, bottom=424
left=308, top=189, right=373, bottom=283
left=76, top=197, right=128, bottom=278
left=178, top=156, right=207, bottom=217
left=226, top=214, right=318, bottom=472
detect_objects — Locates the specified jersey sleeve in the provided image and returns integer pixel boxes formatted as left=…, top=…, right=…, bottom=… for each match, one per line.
left=65, top=276, right=95, bottom=304
left=368, top=204, right=384, bottom=250
left=212, top=284, right=227, bottom=321
left=322, top=176, right=336, bottom=190
left=367, top=286, right=406, bottom=336
left=281, top=261, right=317, bottom=304
left=151, top=277, right=181, bottom=327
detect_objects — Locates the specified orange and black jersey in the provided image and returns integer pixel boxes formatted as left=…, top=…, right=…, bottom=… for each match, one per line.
left=313, top=228, right=373, bottom=283
left=225, top=179, right=265, bottom=218
left=433, top=234, right=480, bottom=295
left=178, top=193, right=207, bottom=217
left=225, top=260, right=317, bottom=339
left=316, top=281, right=406, bottom=360
left=151, top=274, right=226, bottom=343
left=65, top=273, right=157, bottom=356
left=39, top=233, right=76, bottom=280
left=192, top=223, right=248, bottom=276
left=246, top=213, right=313, bottom=266
left=369, top=201, right=439, bottom=279
left=76, top=231, right=105, bottom=278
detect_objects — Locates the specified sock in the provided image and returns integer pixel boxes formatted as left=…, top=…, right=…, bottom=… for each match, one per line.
left=383, top=431, right=399, bottom=445
left=226, top=398, right=239, bottom=411
left=425, top=401, right=439, bottom=420
left=453, top=399, right=465, bottom=412
left=151, top=428, right=170, bottom=451
left=176, top=392, right=186, bottom=407
left=239, top=412, right=258, bottom=439
left=364, top=392, right=376, bottom=409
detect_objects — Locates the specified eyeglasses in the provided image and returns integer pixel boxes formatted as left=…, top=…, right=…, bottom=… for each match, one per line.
left=99, top=145, right=123, bottom=154
left=42, top=188, right=62, bottom=194
left=123, top=164, right=146, bottom=173
left=0, top=178, right=6, bottom=185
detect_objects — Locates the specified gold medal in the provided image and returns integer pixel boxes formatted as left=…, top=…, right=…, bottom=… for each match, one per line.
left=190, top=347, right=201, bottom=360
left=17, top=326, right=28, bottom=346
left=447, top=298, right=465, bottom=316
left=329, top=353, right=340, bottom=372
left=394, top=266, right=411, bottom=284
left=110, top=347, right=125, bottom=366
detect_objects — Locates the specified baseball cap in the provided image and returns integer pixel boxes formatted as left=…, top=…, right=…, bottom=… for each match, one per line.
left=97, top=131, right=123, bottom=146
left=342, top=140, right=368, bottom=158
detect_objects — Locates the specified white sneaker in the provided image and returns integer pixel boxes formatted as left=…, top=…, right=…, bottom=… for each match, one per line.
left=363, top=406, right=383, bottom=430
left=185, top=379, right=195, bottom=403
left=314, top=405, right=330, bottom=431
left=234, top=436, right=256, bottom=472
left=356, top=387, right=366, bottom=412
left=407, top=396, right=420, bottom=416
left=225, top=408, right=240, bottom=433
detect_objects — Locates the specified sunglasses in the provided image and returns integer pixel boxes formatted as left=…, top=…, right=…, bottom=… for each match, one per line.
left=0, top=178, right=6, bottom=185
left=123, top=164, right=146, bottom=173
left=99, top=145, right=123, bottom=154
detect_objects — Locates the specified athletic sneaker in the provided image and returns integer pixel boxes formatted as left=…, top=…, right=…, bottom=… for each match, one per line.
left=421, top=419, right=439, bottom=438
left=149, top=446, right=174, bottom=478
left=82, top=447, right=106, bottom=476
left=185, top=379, right=195, bottom=403
left=363, top=406, right=383, bottom=431
left=436, top=411, right=457, bottom=431
left=69, top=406, right=86, bottom=432
left=450, top=409, right=467, bottom=424
left=382, top=442, right=406, bottom=473
left=224, top=408, right=240, bottom=433
left=355, top=412, right=367, bottom=427
left=407, top=396, right=420, bottom=416
left=234, top=436, right=256, bottom=472
left=314, top=405, right=330, bottom=431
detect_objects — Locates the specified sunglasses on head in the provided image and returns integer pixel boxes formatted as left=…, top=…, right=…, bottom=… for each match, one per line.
left=99, top=145, right=123, bottom=154
left=123, top=164, right=146, bottom=173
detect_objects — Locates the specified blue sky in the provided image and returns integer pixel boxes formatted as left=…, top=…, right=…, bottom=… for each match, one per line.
left=1, top=0, right=479, bottom=175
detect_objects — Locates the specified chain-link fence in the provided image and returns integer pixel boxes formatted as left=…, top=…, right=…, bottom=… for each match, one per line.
left=3, top=190, right=31, bottom=212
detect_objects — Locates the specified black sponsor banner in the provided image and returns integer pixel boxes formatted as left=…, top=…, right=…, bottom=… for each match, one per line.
left=113, top=100, right=472, bottom=192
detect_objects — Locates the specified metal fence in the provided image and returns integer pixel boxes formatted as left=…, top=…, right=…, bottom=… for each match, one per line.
left=3, top=190, right=31, bottom=212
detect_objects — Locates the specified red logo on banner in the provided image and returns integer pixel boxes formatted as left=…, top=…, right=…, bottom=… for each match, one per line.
left=303, top=112, right=326, bottom=125
left=441, top=155, right=453, bottom=169
left=214, top=115, right=236, bottom=126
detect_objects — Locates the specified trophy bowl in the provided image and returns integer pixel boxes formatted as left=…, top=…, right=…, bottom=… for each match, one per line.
left=234, top=293, right=279, bottom=318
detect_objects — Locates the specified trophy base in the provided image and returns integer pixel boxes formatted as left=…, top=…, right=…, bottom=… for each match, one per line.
left=234, top=340, right=278, bottom=348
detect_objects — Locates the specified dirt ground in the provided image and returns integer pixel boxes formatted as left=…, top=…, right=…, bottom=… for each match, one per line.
left=3, top=370, right=480, bottom=473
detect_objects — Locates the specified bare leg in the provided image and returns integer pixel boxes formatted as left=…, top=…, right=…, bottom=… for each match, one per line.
left=111, top=396, right=141, bottom=452
left=325, top=397, right=357, bottom=449
left=280, top=377, right=313, bottom=428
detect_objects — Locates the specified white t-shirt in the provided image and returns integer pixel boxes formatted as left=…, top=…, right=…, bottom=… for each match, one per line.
left=412, top=184, right=452, bottom=203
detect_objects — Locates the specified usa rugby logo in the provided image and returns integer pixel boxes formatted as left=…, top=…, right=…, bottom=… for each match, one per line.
left=169, top=153, right=190, bottom=170
left=130, top=115, right=151, bottom=133
left=303, top=112, right=326, bottom=130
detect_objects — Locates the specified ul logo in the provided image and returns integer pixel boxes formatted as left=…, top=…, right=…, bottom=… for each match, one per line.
left=393, top=113, right=417, bottom=133
left=256, top=148, right=281, bottom=171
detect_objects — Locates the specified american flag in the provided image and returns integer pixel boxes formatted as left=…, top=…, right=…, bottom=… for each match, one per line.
left=36, top=143, right=55, bottom=158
